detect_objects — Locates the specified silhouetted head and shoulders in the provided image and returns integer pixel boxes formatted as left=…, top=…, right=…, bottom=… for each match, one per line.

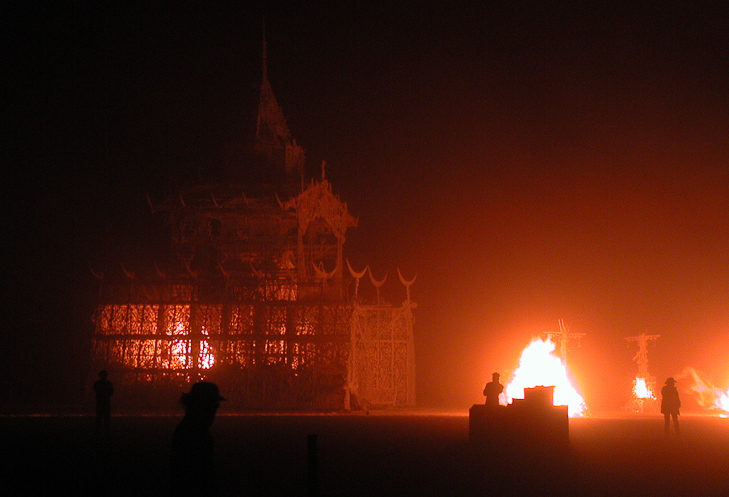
left=661, top=377, right=678, bottom=396
left=93, top=370, right=114, bottom=412
left=661, top=377, right=681, bottom=413
left=94, top=370, right=113, bottom=397
left=171, top=381, right=225, bottom=496
left=484, top=372, right=504, bottom=407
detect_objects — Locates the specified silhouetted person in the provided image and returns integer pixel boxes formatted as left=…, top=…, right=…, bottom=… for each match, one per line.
left=483, top=372, right=504, bottom=407
left=170, top=382, right=225, bottom=496
left=93, top=370, right=113, bottom=437
left=661, top=377, right=681, bottom=435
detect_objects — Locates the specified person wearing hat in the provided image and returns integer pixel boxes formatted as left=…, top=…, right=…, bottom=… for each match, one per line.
left=660, top=377, right=681, bottom=435
left=483, top=372, right=504, bottom=407
left=170, top=381, right=226, bottom=496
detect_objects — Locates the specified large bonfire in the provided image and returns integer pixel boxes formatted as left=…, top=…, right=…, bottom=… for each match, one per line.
left=503, top=337, right=587, bottom=417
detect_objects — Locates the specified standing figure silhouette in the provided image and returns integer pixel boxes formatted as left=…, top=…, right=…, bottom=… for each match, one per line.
left=170, top=381, right=226, bottom=496
left=483, top=372, right=504, bottom=407
left=93, top=370, right=114, bottom=438
left=660, top=377, right=681, bottom=435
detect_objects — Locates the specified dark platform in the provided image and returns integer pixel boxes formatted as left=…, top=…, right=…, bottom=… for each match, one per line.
left=469, top=386, right=569, bottom=449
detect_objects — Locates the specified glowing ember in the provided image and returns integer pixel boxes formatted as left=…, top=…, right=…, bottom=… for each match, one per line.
left=198, top=327, right=215, bottom=369
left=504, top=337, right=587, bottom=417
left=169, top=322, right=215, bottom=370
left=633, top=377, right=655, bottom=400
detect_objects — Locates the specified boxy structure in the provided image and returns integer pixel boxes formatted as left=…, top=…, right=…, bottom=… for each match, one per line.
left=89, top=42, right=416, bottom=411
left=469, top=386, right=569, bottom=448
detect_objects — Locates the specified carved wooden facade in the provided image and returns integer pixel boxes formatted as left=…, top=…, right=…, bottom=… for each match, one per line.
left=89, top=43, right=415, bottom=410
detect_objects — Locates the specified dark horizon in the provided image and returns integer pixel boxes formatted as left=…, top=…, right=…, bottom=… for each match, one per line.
left=7, top=2, right=729, bottom=412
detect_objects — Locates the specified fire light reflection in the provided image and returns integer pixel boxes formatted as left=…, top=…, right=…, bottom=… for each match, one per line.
left=503, top=337, right=587, bottom=417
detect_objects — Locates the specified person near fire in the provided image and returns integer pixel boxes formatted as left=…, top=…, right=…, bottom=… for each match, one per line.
left=483, top=372, right=504, bottom=407
left=93, top=369, right=114, bottom=437
left=661, top=377, right=681, bottom=435
left=170, top=381, right=226, bottom=496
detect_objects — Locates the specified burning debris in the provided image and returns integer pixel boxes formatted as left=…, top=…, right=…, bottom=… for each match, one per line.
left=676, top=367, right=729, bottom=416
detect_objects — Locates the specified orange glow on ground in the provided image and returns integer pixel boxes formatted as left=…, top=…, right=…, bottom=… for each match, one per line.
left=504, top=337, right=587, bottom=417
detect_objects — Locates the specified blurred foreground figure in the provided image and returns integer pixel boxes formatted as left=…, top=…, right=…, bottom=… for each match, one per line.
left=93, top=370, right=114, bottom=437
left=483, top=372, right=504, bottom=407
left=661, top=377, right=681, bottom=435
left=171, top=382, right=226, bottom=496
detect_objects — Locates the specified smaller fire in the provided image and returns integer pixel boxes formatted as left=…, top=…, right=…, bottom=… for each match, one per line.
left=169, top=323, right=215, bottom=370
left=678, top=367, right=729, bottom=415
left=633, top=377, right=655, bottom=400
left=716, top=390, right=729, bottom=414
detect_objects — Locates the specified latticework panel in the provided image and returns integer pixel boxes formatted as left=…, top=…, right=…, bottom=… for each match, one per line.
left=90, top=296, right=353, bottom=410
left=349, top=303, right=416, bottom=407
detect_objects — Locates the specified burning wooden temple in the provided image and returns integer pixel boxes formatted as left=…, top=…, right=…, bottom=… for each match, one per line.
left=89, top=42, right=416, bottom=411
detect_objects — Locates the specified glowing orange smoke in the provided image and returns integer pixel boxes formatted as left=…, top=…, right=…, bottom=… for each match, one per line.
left=633, top=377, right=655, bottom=400
left=678, top=367, right=729, bottom=415
left=504, top=337, right=587, bottom=417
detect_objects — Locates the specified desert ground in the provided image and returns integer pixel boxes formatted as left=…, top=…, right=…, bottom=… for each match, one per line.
left=2, top=410, right=728, bottom=496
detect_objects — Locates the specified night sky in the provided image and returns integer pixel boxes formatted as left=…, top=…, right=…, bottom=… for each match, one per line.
left=7, top=1, right=729, bottom=411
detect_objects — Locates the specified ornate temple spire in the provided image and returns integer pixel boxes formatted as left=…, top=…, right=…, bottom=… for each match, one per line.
left=254, top=22, right=305, bottom=190
left=256, top=22, right=291, bottom=149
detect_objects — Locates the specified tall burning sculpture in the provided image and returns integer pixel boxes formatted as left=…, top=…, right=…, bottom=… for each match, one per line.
left=625, top=333, right=660, bottom=413
left=89, top=40, right=416, bottom=411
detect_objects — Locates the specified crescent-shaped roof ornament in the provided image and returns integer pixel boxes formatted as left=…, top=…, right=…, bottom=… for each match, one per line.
left=211, top=193, right=219, bottom=208
left=347, top=259, right=367, bottom=279
left=154, top=263, right=166, bottom=279
left=312, top=261, right=326, bottom=279
left=89, top=266, right=104, bottom=280
left=218, top=263, right=229, bottom=280
left=249, top=260, right=262, bottom=279
left=397, top=267, right=417, bottom=303
left=397, top=267, right=417, bottom=287
left=179, top=194, right=186, bottom=207
left=121, top=264, right=136, bottom=280
left=184, top=261, right=198, bottom=279
left=313, top=260, right=338, bottom=279
left=275, top=192, right=284, bottom=209
left=368, top=267, right=387, bottom=304
left=368, top=267, right=387, bottom=287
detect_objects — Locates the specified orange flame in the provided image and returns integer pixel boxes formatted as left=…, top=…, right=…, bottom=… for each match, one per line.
left=169, top=322, right=215, bottom=370
left=716, top=390, right=729, bottom=414
left=633, top=377, right=655, bottom=400
left=677, top=367, right=729, bottom=415
left=504, top=337, right=587, bottom=417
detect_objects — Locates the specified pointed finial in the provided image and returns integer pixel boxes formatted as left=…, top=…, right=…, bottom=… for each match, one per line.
left=262, top=17, right=268, bottom=81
